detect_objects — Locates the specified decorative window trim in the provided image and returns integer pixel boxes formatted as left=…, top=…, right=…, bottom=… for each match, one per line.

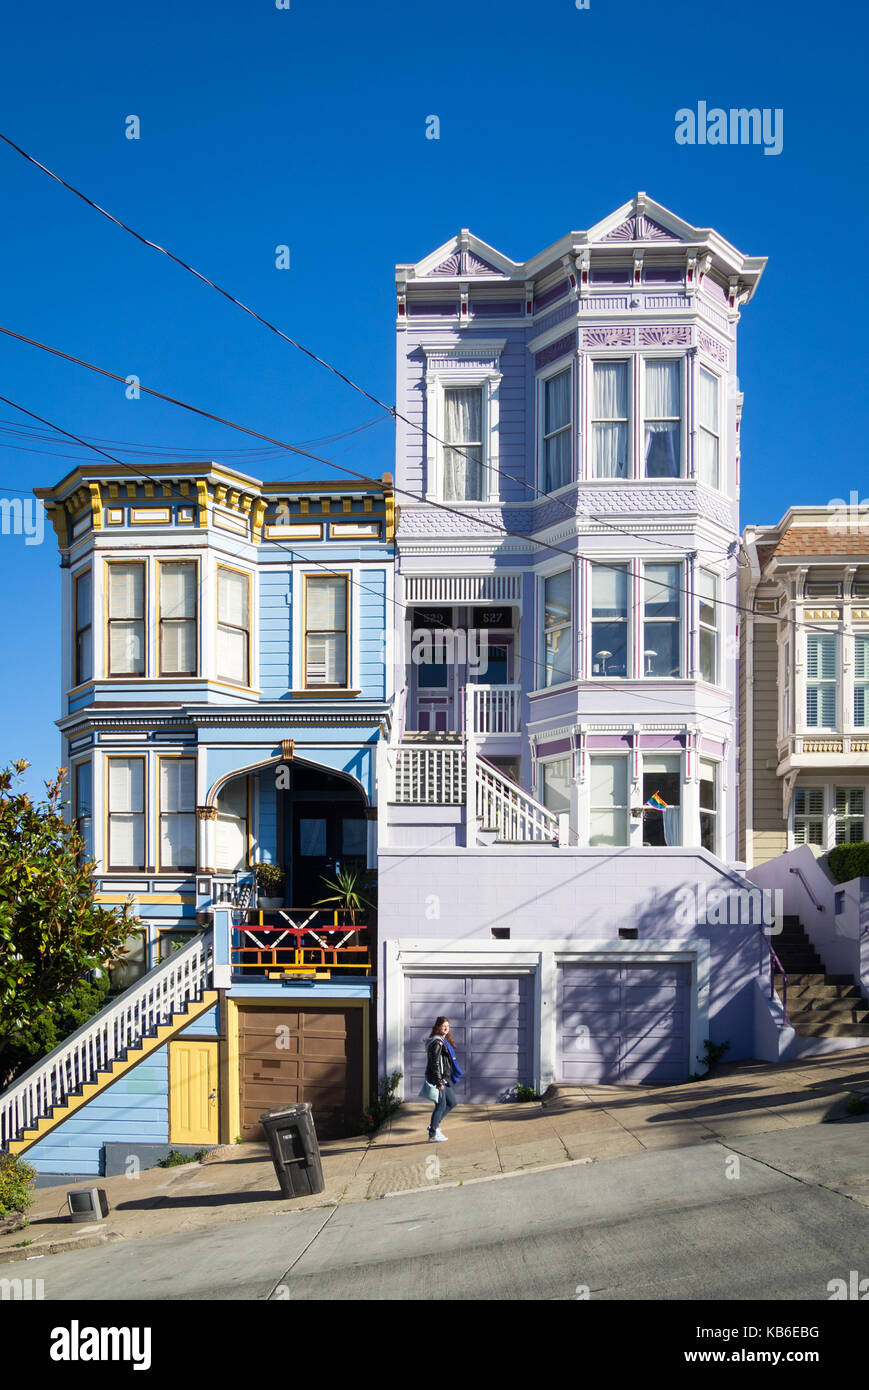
left=641, top=355, right=685, bottom=480
left=156, top=557, right=200, bottom=679
left=536, top=357, right=574, bottom=496
left=215, top=563, right=253, bottom=689
left=73, top=566, right=93, bottom=688
left=421, top=341, right=504, bottom=504
left=538, top=567, right=574, bottom=691
left=105, top=753, right=147, bottom=872
left=104, top=559, right=147, bottom=679
left=300, top=571, right=351, bottom=690
left=157, top=754, right=197, bottom=872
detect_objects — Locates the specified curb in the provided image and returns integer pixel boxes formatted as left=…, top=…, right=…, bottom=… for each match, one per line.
left=0, top=1228, right=123, bottom=1266
left=381, top=1153, right=595, bottom=1199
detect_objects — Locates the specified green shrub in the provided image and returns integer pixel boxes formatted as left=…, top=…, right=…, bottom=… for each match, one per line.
left=254, top=862, right=285, bottom=895
left=845, top=1095, right=867, bottom=1116
left=157, top=1148, right=211, bottom=1167
left=827, top=843, right=869, bottom=883
left=515, top=1083, right=542, bottom=1102
left=360, top=1070, right=402, bottom=1136
left=0, top=1152, right=36, bottom=1216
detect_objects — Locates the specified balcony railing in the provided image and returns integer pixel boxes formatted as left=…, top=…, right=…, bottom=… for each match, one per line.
left=467, top=684, right=521, bottom=736
left=231, top=907, right=372, bottom=978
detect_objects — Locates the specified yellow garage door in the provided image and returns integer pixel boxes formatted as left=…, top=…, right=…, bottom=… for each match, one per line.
left=169, top=1041, right=219, bottom=1145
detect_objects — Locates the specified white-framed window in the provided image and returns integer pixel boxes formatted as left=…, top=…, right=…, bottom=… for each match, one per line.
left=698, top=367, right=720, bottom=489
left=793, top=787, right=825, bottom=846
left=781, top=639, right=791, bottom=736
left=159, top=758, right=196, bottom=870
left=74, top=568, right=93, bottom=686
left=806, top=633, right=837, bottom=728
left=591, top=360, right=630, bottom=479
left=698, top=569, right=719, bottom=684
left=107, top=562, right=146, bottom=676
left=540, top=367, right=572, bottom=492
left=835, top=787, right=865, bottom=844
left=855, top=634, right=869, bottom=727
left=588, top=755, right=629, bottom=846
left=700, top=759, right=718, bottom=854
left=304, top=574, right=349, bottom=687
left=541, top=757, right=571, bottom=815
left=643, top=562, right=682, bottom=677
left=542, top=570, right=572, bottom=687
left=643, top=358, right=682, bottom=478
left=591, top=563, right=629, bottom=677
left=216, top=779, right=248, bottom=872
left=159, top=560, right=197, bottom=677
left=107, top=756, right=146, bottom=869
left=641, top=754, right=682, bottom=846
left=443, top=386, right=485, bottom=501
left=217, top=566, right=251, bottom=686
left=74, top=759, right=93, bottom=861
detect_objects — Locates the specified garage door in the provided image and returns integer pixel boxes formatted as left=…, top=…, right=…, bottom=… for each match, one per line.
left=558, top=963, right=690, bottom=1084
left=404, top=974, right=533, bottom=1103
left=238, top=1006, right=363, bottom=1141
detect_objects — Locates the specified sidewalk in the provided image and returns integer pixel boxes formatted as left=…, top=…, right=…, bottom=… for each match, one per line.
left=2, top=1050, right=866, bottom=1265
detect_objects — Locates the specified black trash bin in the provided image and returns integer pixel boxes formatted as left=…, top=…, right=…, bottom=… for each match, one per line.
left=259, top=1102, right=325, bottom=1198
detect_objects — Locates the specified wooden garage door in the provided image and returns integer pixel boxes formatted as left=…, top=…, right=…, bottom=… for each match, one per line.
left=238, top=1006, right=363, bottom=1141
left=403, top=974, right=534, bottom=1103
left=557, top=963, right=690, bottom=1084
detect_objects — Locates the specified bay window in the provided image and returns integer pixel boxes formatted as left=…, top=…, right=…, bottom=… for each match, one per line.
left=591, top=361, right=629, bottom=478
left=542, top=369, right=571, bottom=492
left=304, top=574, right=349, bottom=687
left=698, top=569, right=719, bottom=683
left=74, top=760, right=93, bottom=861
left=699, top=760, right=718, bottom=854
left=589, top=755, right=629, bottom=846
left=217, top=567, right=250, bottom=686
left=643, top=359, right=681, bottom=478
left=855, top=634, right=869, bottom=727
left=443, top=386, right=484, bottom=501
left=74, top=569, right=93, bottom=686
left=806, top=633, right=837, bottom=728
left=793, top=788, right=824, bottom=846
left=108, top=757, right=145, bottom=869
left=642, top=754, right=681, bottom=846
left=698, top=368, right=720, bottom=489
left=159, top=560, right=197, bottom=676
left=643, top=563, right=682, bottom=677
left=159, top=758, right=196, bottom=870
left=591, top=564, right=629, bottom=677
left=542, top=570, right=572, bottom=686
left=107, top=562, right=145, bottom=676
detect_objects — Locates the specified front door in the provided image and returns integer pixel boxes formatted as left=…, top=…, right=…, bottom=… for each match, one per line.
left=290, top=801, right=367, bottom=908
left=169, top=1041, right=219, bottom=1145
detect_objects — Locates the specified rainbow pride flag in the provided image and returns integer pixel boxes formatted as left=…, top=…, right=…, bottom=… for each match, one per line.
left=645, top=791, right=669, bottom=809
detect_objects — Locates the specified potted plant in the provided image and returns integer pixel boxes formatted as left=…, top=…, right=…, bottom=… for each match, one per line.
left=315, top=866, right=376, bottom=926
left=254, top=862, right=285, bottom=910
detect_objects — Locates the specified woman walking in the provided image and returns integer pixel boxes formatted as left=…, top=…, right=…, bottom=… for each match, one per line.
left=425, top=1016, right=463, bottom=1142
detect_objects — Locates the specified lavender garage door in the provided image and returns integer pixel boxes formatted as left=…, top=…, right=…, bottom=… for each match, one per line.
left=404, top=974, right=534, bottom=1102
left=558, top=963, right=690, bottom=1084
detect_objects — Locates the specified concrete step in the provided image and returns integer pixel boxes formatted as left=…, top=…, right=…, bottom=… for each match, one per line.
left=789, top=1019, right=869, bottom=1038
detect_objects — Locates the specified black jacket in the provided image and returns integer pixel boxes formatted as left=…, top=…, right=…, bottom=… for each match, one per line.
left=425, top=1036, right=453, bottom=1088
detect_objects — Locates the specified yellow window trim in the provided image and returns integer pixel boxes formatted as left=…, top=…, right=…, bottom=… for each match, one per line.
left=104, top=752, right=148, bottom=873
left=104, top=558, right=148, bottom=679
left=302, top=571, right=350, bottom=691
left=216, top=563, right=253, bottom=689
left=156, top=754, right=197, bottom=875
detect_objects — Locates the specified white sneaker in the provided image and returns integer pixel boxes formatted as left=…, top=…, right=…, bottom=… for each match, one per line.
left=434, top=1130, right=448, bottom=1141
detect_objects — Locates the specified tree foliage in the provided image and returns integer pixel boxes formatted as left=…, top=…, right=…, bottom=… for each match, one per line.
left=0, top=760, right=142, bottom=1072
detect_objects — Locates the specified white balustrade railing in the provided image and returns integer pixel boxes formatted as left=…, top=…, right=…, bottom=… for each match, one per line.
left=475, top=758, right=559, bottom=843
left=393, top=744, right=466, bottom=804
left=468, top=684, right=521, bottom=735
left=0, top=931, right=213, bottom=1149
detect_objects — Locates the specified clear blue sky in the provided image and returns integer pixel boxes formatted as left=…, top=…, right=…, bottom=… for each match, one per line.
left=0, top=0, right=864, bottom=791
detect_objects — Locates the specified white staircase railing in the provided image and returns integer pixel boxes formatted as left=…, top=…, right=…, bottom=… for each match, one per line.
left=475, top=756, right=560, bottom=842
left=467, top=684, right=521, bottom=735
left=0, top=930, right=213, bottom=1149
left=393, top=743, right=466, bottom=804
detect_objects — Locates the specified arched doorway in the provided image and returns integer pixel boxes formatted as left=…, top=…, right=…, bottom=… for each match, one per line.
left=279, top=761, right=369, bottom=909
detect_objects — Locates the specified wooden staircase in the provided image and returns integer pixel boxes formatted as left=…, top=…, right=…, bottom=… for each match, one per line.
left=774, top=915, right=869, bottom=1039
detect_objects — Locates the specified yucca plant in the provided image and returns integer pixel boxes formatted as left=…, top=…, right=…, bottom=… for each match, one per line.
left=315, top=866, right=375, bottom=925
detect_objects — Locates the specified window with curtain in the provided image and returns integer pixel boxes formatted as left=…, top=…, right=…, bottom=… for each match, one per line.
left=698, top=569, right=719, bottom=684
left=806, top=634, right=837, bottom=728
left=698, top=368, right=720, bottom=489
left=589, top=755, right=628, bottom=846
left=855, top=635, right=869, bottom=726
left=159, top=561, right=197, bottom=676
left=305, top=575, right=348, bottom=686
left=541, top=757, right=571, bottom=815
left=835, top=787, right=865, bottom=844
left=644, top=359, right=681, bottom=478
left=793, top=787, right=824, bottom=846
left=542, top=369, right=571, bottom=491
left=108, top=757, right=145, bottom=868
left=443, top=386, right=484, bottom=501
left=591, top=361, right=629, bottom=478
left=591, top=563, right=629, bottom=677
left=700, top=759, right=718, bottom=853
left=642, top=754, right=681, bottom=846
left=542, top=570, right=572, bottom=686
left=216, top=778, right=248, bottom=871
left=643, top=563, right=682, bottom=677
left=159, top=759, right=196, bottom=869
left=107, top=563, right=145, bottom=676
left=217, top=567, right=250, bottom=686
left=74, top=569, right=93, bottom=686
left=74, top=760, right=93, bottom=861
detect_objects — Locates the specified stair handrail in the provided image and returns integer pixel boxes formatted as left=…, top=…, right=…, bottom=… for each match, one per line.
left=474, top=753, right=559, bottom=842
left=0, top=928, right=213, bottom=1148
left=788, top=865, right=825, bottom=912
left=761, top=927, right=789, bottom=1028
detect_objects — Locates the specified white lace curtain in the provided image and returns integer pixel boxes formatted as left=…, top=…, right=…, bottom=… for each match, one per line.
left=592, top=362, right=628, bottom=478
left=444, top=387, right=484, bottom=501
left=644, top=360, right=681, bottom=477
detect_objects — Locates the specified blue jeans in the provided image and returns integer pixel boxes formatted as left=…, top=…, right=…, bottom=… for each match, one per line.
left=429, top=1085, right=458, bottom=1135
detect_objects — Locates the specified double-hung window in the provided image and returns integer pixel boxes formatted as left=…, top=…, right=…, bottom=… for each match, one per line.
left=698, top=569, right=719, bottom=684
left=74, top=760, right=93, bottom=861
left=835, top=788, right=865, bottom=844
left=304, top=575, right=349, bottom=687
left=854, top=635, right=869, bottom=727
left=159, top=758, right=196, bottom=870
left=217, top=567, right=250, bottom=686
left=591, top=361, right=629, bottom=478
left=541, top=369, right=571, bottom=492
left=806, top=634, right=837, bottom=728
left=541, top=757, right=571, bottom=815
left=542, top=571, right=572, bottom=686
left=159, top=561, right=197, bottom=676
left=443, top=387, right=484, bottom=501
left=793, top=788, right=824, bottom=846
left=216, top=779, right=248, bottom=872
left=643, top=563, right=682, bottom=677
left=591, top=564, right=629, bottom=677
left=698, top=368, right=720, bottom=489
left=644, top=359, right=681, bottom=478
left=699, top=759, right=718, bottom=854
left=74, top=569, right=93, bottom=686
left=108, top=757, right=145, bottom=869
left=589, top=755, right=629, bottom=846
left=107, top=562, right=145, bottom=676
